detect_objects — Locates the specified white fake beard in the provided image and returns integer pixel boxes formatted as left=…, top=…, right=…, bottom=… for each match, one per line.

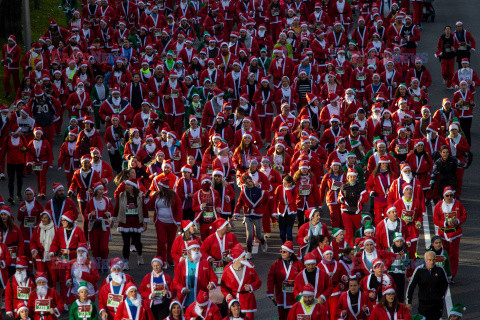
left=37, top=285, right=48, bottom=297
left=191, top=251, right=202, bottom=263
left=337, top=55, right=345, bottom=64
left=345, top=94, right=354, bottom=104
left=218, top=155, right=229, bottom=164
left=15, top=270, right=27, bottom=284
left=194, top=304, right=204, bottom=316
left=76, top=88, right=85, bottom=94
left=130, top=294, right=142, bottom=307
left=441, top=201, right=454, bottom=213
left=145, top=143, right=156, bottom=154
left=402, top=172, right=413, bottom=183
left=112, top=97, right=121, bottom=105
left=258, top=30, right=265, bottom=37
left=259, top=167, right=271, bottom=177
left=167, top=139, right=174, bottom=148
left=133, top=137, right=142, bottom=145
left=111, top=272, right=124, bottom=284
left=169, top=79, right=177, bottom=87
left=372, top=113, right=381, bottom=121
left=216, top=98, right=224, bottom=106
left=427, top=132, right=433, bottom=140
left=77, top=252, right=87, bottom=262
left=241, top=260, right=253, bottom=268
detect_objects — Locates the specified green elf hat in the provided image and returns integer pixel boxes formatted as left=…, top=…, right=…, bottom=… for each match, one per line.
left=364, top=221, right=374, bottom=234
left=450, top=304, right=466, bottom=318
left=78, top=281, right=89, bottom=292
left=349, top=40, right=357, bottom=46
left=361, top=214, right=372, bottom=224
left=350, top=139, right=361, bottom=148
left=372, top=136, right=381, bottom=145
left=393, top=231, right=404, bottom=243
left=412, top=315, right=426, bottom=320
left=332, top=228, right=344, bottom=238
left=203, top=31, right=210, bottom=37
left=347, top=151, right=357, bottom=159
left=166, top=50, right=175, bottom=57
left=203, top=78, right=212, bottom=84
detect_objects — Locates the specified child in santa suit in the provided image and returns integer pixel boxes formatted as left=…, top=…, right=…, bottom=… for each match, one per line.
left=26, top=127, right=53, bottom=198
left=336, top=277, right=372, bottom=320
left=193, top=176, right=222, bottom=240
left=64, top=244, right=100, bottom=305
left=201, top=218, right=239, bottom=267
left=286, top=284, right=328, bottom=320
left=30, top=211, right=57, bottom=286
left=433, top=187, right=467, bottom=280
left=0, top=205, right=24, bottom=273
left=266, top=241, right=304, bottom=320
left=293, top=252, right=333, bottom=305
left=17, top=187, right=44, bottom=259
left=220, top=244, right=262, bottom=320
left=26, top=273, right=64, bottom=320
left=171, top=221, right=200, bottom=266
left=98, top=259, right=135, bottom=320
left=184, top=290, right=222, bottom=320
left=172, top=240, right=217, bottom=308
left=5, top=257, right=35, bottom=318
left=48, top=211, right=87, bottom=298
left=139, top=256, right=173, bottom=320
left=114, top=283, right=155, bottom=320
left=69, top=283, right=99, bottom=320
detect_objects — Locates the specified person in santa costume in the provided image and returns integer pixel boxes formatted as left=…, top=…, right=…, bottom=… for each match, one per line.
left=336, top=277, right=372, bottom=319
left=163, top=300, right=184, bottom=320
left=201, top=218, right=239, bottom=269
left=84, top=182, right=114, bottom=273
left=68, top=282, right=99, bottom=320
left=26, top=127, right=53, bottom=198
left=48, top=211, right=86, bottom=298
left=114, top=283, right=155, bottom=320
left=293, top=252, right=332, bottom=304
left=296, top=208, right=330, bottom=259
left=148, top=177, right=182, bottom=266
left=75, top=116, right=103, bottom=159
left=5, top=123, right=28, bottom=205
left=266, top=240, right=304, bottom=320
left=192, top=175, right=222, bottom=240
left=159, top=71, right=188, bottom=137
left=369, top=284, right=411, bottom=319
left=113, top=178, right=149, bottom=269
left=45, top=183, right=79, bottom=228
left=17, top=187, right=44, bottom=258
left=366, top=156, right=396, bottom=224
left=445, top=122, right=470, bottom=198
left=272, top=175, right=298, bottom=243
left=359, top=259, right=396, bottom=304
left=172, top=239, right=217, bottom=308
left=171, top=220, right=200, bottom=266
left=287, top=283, right=328, bottom=320
left=433, top=186, right=467, bottom=280
left=319, top=158, right=347, bottom=228
left=175, top=165, right=200, bottom=221
left=98, top=258, right=136, bottom=320
left=64, top=244, right=100, bottom=305
left=66, top=80, right=94, bottom=124
left=139, top=256, right=173, bottom=320
left=30, top=211, right=57, bottom=286
left=69, top=155, right=102, bottom=233
left=387, top=163, right=424, bottom=206
left=220, top=244, right=262, bottom=320
left=184, top=290, right=222, bottom=320
left=163, top=131, right=187, bottom=175
left=90, top=147, right=114, bottom=188
left=210, top=169, right=236, bottom=219
left=5, top=256, right=35, bottom=318
left=0, top=205, right=24, bottom=273
left=353, top=237, right=397, bottom=277
left=2, top=35, right=22, bottom=99
left=27, top=273, right=64, bottom=320
left=375, top=206, right=410, bottom=251
left=57, top=129, right=80, bottom=188
left=181, top=116, right=208, bottom=165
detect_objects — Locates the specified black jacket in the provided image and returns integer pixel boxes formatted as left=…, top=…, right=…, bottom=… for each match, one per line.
left=406, top=264, right=449, bottom=304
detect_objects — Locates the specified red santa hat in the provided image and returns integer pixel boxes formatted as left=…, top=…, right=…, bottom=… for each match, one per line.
left=372, top=258, right=384, bottom=269
left=443, top=186, right=455, bottom=197
left=110, top=257, right=124, bottom=271
left=125, top=282, right=137, bottom=295
left=24, top=187, right=35, bottom=196
left=329, top=115, right=340, bottom=124
left=397, top=126, right=406, bottom=135
left=213, top=218, right=229, bottom=231
left=414, top=139, right=424, bottom=148
left=196, top=290, right=210, bottom=307
left=304, top=208, right=319, bottom=220
left=16, top=302, right=28, bottom=316
left=35, top=272, right=48, bottom=283
left=16, top=256, right=29, bottom=268
left=187, top=239, right=201, bottom=250
left=181, top=220, right=194, bottom=232
left=322, top=245, right=333, bottom=256
left=83, top=116, right=94, bottom=124
left=335, top=136, right=345, bottom=145
left=298, top=161, right=310, bottom=170
left=80, top=155, right=91, bottom=163
left=382, top=284, right=396, bottom=295
left=216, top=141, right=229, bottom=153
left=231, top=243, right=246, bottom=261
left=302, top=283, right=315, bottom=296
left=330, top=158, right=342, bottom=167
left=347, top=168, right=358, bottom=177
left=158, top=177, right=170, bottom=189
left=400, top=163, right=411, bottom=172
left=111, top=86, right=120, bottom=94
left=461, top=58, right=470, bottom=65
left=200, top=175, right=211, bottom=184
left=76, top=242, right=89, bottom=253
left=162, top=159, right=172, bottom=170
left=151, top=256, right=164, bottom=266
left=303, top=252, right=316, bottom=265
left=49, top=18, right=57, bottom=26
left=378, top=155, right=390, bottom=164
left=41, top=210, right=52, bottom=221
left=189, top=115, right=198, bottom=123
left=92, top=181, right=103, bottom=192
left=281, top=241, right=294, bottom=254
left=181, top=165, right=192, bottom=173
left=216, top=112, right=226, bottom=121
left=402, top=183, right=413, bottom=193
left=62, top=211, right=75, bottom=223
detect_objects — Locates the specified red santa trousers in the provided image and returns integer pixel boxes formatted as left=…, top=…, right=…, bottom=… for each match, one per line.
left=441, top=59, right=455, bottom=87
left=155, top=220, right=177, bottom=263
left=412, top=1, right=423, bottom=26
left=40, top=125, right=55, bottom=144
left=199, top=222, right=214, bottom=241
left=443, top=237, right=461, bottom=278
left=374, top=202, right=388, bottom=225
left=277, top=307, right=289, bottom=320
left=455, top=168, right=464, bottom=198
left=3, top=68, right=20, bottom=94
left=166, top=115, right=183, bottom=139
left=259, top=115, right=273, bottom=143
left=89, top=228, right=110, bottom=262
left=34, top=165, right=48, bottom=195
left=35, top=259, right=57, bottom=288
left=342, top=212, right=362, bottom=247
left=328, top=204, right=342, bottom=228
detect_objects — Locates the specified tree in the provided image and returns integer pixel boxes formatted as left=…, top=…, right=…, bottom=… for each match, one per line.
left=0, top=0, right=23, bottom=41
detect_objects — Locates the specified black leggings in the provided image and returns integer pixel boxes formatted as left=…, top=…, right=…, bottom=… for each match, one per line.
left=459, top=117, right=472, bottom=146
left=7, top=163, right=24, bottom=198
left=109, top=150, right=124, bottom=174
left=121, top=232, right=142, bottom=259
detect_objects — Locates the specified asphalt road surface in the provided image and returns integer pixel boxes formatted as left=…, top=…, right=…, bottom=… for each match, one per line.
left=1, top=0, right=479, bottom=318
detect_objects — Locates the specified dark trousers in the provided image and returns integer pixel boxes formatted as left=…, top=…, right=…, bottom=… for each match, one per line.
left=418, top=300, right=443, bottom=320
left=109, top=150, right=123, bottom=173
left=121, top=231, right=142, bottom=259
left=7, top=163, right=24, bottom=198
left=459, top=117, right=472, bottom=145
left=390, top=273, right=406, bottom=303
left=279, top=213, right=296, bottom=243
left=297, top=209, right=306, bottom=228
left=151, top=300, right=170, bottom=320
left=183, top=208, right=195, bottom=221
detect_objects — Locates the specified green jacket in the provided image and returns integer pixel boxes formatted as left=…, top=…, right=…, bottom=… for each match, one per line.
left=69, top=299, right=98, bottom=320
left=258, top=56, right=272, bottom=75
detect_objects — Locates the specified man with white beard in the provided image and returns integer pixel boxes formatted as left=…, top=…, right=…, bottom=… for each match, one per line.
left=99, top=86, right=134, bottom=127
left=5, top=257, right=35, bottom=317
left=341, top=88, right=363, bottom=128
left=65, top=245, right=100, bottom=305
left=115, top=283, right=154, bottom=320
left=387, top=163, right=425, bottom=206
left=90, top=147, right=113, bottom=187
left=172, top=239, right=217, bottom=308
left=27, top=273, right=64, bottom=320
left=201, top=88, right=226, bottom=131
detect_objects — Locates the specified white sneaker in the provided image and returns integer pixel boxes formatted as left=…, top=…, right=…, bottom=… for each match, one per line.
left=138, top=255, right=144, bottom=265
left=124, top=260, right=130, bottom=270
left=130, top=245, right=136, bottom=252
left=261, top=240, right=268, bottom=253
left=246, top=252, right=252, bottom=260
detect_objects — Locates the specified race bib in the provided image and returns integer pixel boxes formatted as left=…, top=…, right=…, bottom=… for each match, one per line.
left=203, top=211, right=215, bottom=222
left=33, top=162, right=43, bottom=171
left=171, top=89, right=179, bottom=99
left=78, top=304, right=92, bottom=318
left=212, top=260, right=224, bottom=274
left=106, top=293, right=123, bottom=308
left=17, top=287, right=31, bottom=300
left=190, top=138, right=201, bottom=149
left=24, top=216, right=36, bottom=228
left=331, top=181, right=342, bottom=191
left=299, top=184, right=311, bottom=196
left=336, top=67, right=344, bottom=75
left=8, top=246, right=17, bottom=259
left=35, top=299, right=50, bottom=312
left=282, top=280, right=294, bottom=293
left=126, top=203, right=138, bottom=215
left=222, top=249, right=231, bottom=262
left=297, top=315, right=311, bottom=320
left=401, top=210, right=414, bottom=223
left=396, top=143, right=408, bottom=154
left=356, top=73, right=366, bottom=81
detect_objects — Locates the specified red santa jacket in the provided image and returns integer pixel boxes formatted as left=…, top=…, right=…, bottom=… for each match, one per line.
left=99, top=99, right=134, bottom=126
left=220, top=262, right=262, bottom=313
left=26, top=139, right=53, bottom=167
left=387, top=177, right=424, bottom=207
left=17, top=199, right=44, bottom=242
left=30, top=223, right=58, bottom=262
left=98, top=281, right=130, bottom=319
left=369, top=302, right=412, bottom=320
left=422, top=135, right=447, bottom=155
left=445, top=134, right=470, bottom=164
left=273, top=185, right=298, bottom=216
left=201, top=232, right=239, bottom=262
left=359, top=273, right=396, bottom=304
left=27, top=288, right=64, bottom=320
left=181, top=127, right=209, bottom=160
left=209, top=180, right=236, bottom=215
left=319, top=172, right=347, bottom=206
left=233, top=187, right=269, bottom=218
left=113, top=297, right=155, bottom=320
left=293, top=267, right=333, bottom=302
left=65, top=258, right=100, bottom=293
left=49, top=226, right=87, bottom=261
left=405, top=151, right=433, bottom=190
left=5, top=274, right=36, bottom=315
left=175, top=177, right=200, bottom=209
left=336, top=290, right=372, bottom=320
left=58, top=141, right=79, bottom=173
left=393, top=197, right=424, bottom=243
left=139, top=271, right=173, bottom=307
left=0, top=243, right=13, bottom=287
left=172, top=258, right=218, bottom=306
left=184, top=300, right=222, bottom=320
left=75, top=128, right=104, bottom=157
left=287, top=300, right=328, bottom=320
left=66, top=91, right=93, bottom=120
left=452, top=89, right=475, bottom=118
left=162, top=143, right=187, bottom=174
left=170, top=234, right=201, bottom=265
left=353, top=249, right=397, bottom=276
left=6, top=135, right=28, bottom=165
left=296, top=221, right=331, bottom=249
left=433, top=199, right=467, bottom=242
left=192, top=189, right=222, bottom=224
left=158, top=80, right=187, bottom=115
left=2, top=42, right=21, bottom=70
left=69, top=169, right=102, bottom=202
left=375, top=217, right=410, bottom=250
left=268, top=57, right=295, bottom=87
left=295, top=175, right=322, bottom=210
left=44, top=197, right=79, bottom=228
left=267, top=257, right=304, bottom=309
left=1, top=225, right=24, bottom=264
